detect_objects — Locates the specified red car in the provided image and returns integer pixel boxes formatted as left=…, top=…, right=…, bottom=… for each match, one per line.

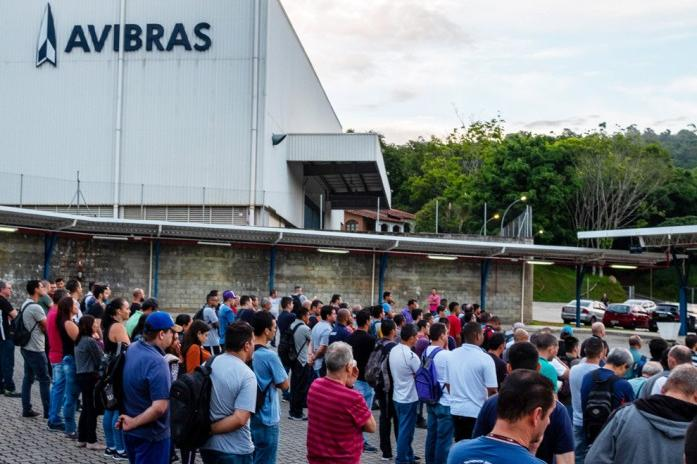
left=602, top=303, right=650, bottom=330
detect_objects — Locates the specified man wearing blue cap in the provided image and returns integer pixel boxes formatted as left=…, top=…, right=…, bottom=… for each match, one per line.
left=118, top=312, right=182, bottom=464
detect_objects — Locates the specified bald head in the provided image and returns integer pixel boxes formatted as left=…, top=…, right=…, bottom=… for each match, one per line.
left=337, top=308, right=351, bottom=324
left=668, top=345, right=693, bottom=370
left=592, top=322, right=606, bottom=338
left=513, top=328, right=529, bottom=343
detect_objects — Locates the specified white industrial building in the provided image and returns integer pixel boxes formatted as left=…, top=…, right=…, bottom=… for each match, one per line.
left=0, top=0, right=390, bottom=229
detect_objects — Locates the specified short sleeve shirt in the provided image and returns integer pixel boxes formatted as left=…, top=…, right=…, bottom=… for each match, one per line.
left=122, top=341, right=172, bottom=441
left=291, top=320, right=312, bottom=365
left=448, top=315, right=462, bottom=337
left=389, top=343, right=421, bottom=403
left=447, top=344, right=498, bottom=418
left=252, top=346, right=288, bottom=426
left=203, top=353, right=257, bottom=455
left=22, top=300, right=46, bottom=352
left=307, top=377, right=372, bottom=464
left=425, top=345, right=452, bottom=407
left=202, top=306, right=220, bottom=347
left=0, top=296, right=14, bottom=341
left=328, top=323, right=351, bottom=345
left=447, top=436, right=546, bottom=464
left=473, top=397, right=574, bottom=464
left=569, top=361, right=600, bottom=426
left=311, top=320, right=333, bottom=370
left=218, top=304, right=236, bottom=345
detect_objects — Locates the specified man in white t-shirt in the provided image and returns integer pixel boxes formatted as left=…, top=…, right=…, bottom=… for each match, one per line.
left=569, top=336, right=603, bottom=464
left=388, top=323, right=421, bottom=464
left=424, top=322, right=453, bottom=464
left=446, top=321, right=497, bottom=442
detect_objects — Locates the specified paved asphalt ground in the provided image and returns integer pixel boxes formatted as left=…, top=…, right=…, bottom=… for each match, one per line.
left=0, top=304, right=671, bottom=464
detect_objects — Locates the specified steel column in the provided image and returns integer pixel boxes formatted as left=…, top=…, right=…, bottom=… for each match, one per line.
left=153, top=239, right=161, bottom=299
left=672, top=252, right=690, bottom=336
left=480, top=259, right=491, bottom=311
left=575, top=264, right=587, bottom=328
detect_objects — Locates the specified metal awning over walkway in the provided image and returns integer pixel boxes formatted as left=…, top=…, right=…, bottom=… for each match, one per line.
left=0, top=206, right=669, bottom=266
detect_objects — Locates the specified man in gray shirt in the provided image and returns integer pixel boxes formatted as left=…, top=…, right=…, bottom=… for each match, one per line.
left=289, top=307, right=312, bottom=420
left=19, top=280, right=50, bottom=418
left=203, top=322, right=258, bottom=462
left=310, top=305, right=336, bottom=378
left=202, top=293, right=221, bottom=355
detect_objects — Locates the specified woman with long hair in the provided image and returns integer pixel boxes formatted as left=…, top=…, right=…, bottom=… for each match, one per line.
left=101, top=297, right=130, bottom=461
left=182, top=320, right=211, bottom=374
left=56, top=296, right=79, bottom=439
left=74, top=314, right=104, bottom=450
left=178, top=320, right=211, bottom=464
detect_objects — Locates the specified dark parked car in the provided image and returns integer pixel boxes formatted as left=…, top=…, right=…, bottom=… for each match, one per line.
left=602, top=303, right=650, bottom=330
left=649, top=303, right=697, bottom=332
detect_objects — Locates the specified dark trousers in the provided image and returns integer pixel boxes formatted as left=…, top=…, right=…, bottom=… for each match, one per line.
left=452, top=415, right=477, bottom=442
left=289, top=360, right=312, bottom=418
left=20, top=348, right=50, bottom=416
left=77, top=373, right=98, bottom=444
left=377, top=393, right=399, bottom=458
left=180, top=449, right=197, bottom=464
left=0, top=338, right=16, bottom=392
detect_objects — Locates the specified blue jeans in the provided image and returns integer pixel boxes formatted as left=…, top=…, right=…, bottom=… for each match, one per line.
left=354, top=380, right=375, bottom=445
left=104, top=408, right=125, bottom=451
left=20, top=348, right=50, bottom=416
left=425, top=403, right=453, bottom=464
left=393, top=401, right=418, bottom=464
left=574, top=424, right=588, bottom=464
left=251, top=417, right=279, bottom=464
left=0, top=338, right=16, bottom=391
left=48, top=361, right=66, bottom=426
left=61, top=355, right=79, bottom=433
left=200, top=449, right=253, bottom=464
left=124, top=434, right=169, bottom=464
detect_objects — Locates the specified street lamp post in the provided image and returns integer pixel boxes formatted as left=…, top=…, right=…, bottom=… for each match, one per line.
left=499, top=195, right=527, bottom=236
left=480, top=213, right=500, bottom=235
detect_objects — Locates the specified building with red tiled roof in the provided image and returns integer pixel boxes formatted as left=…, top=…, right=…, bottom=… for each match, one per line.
left=343, top=209, right=416, bottom=233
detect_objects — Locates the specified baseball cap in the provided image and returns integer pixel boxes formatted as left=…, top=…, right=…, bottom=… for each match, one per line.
left=144, top=312, right=182, bottom=333
left=223, top=290, right=237, bottom=301
left=561, top=325, right=574, bottom=336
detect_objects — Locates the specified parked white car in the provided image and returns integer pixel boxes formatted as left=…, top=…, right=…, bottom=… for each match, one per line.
left=561, top=299, right=607, bottom=325
left=623, top=299, right=657, bottom=313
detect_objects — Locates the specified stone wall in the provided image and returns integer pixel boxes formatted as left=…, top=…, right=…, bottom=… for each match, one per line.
left=0, top=232, right=532, bottom=323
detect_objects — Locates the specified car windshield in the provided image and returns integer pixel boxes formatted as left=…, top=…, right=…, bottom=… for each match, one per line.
left=568, top=300, right=592, bottom=306
left=609, top=304, right=630, bottom=314
left=656, top=305, right=677, bottom=313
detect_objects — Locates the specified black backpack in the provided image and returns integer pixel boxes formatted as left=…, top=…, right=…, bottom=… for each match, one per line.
left=95, top=342, right=127, bottom=412
left=278, top=323, right=306, bottom=368
left=365, top=340, right=395, bottom=392
left=193, top=304, right=207, bottom=321
left=583, top=370, right=618, bottom=443
left=12, top=301, right=37, bottom=348
left=170, top=355, right=218, bottom=449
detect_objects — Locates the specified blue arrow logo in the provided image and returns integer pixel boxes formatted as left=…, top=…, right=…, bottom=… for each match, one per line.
left=36, top=3, right=57, bottom=67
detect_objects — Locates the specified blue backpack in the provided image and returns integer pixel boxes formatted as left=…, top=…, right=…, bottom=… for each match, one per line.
left=415, top=347, right=443, bottom=405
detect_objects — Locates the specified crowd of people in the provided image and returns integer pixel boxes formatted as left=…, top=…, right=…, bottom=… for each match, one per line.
left=2, top=279, right=697, bottom=464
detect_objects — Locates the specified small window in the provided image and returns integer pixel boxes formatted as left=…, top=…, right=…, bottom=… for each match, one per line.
left=392, top=225, right=401, bottom=232
left=381, top=223, right=389, bottom=232
left=345, top=220, right=358, bottom=232
left=404, top=223, right=411, bottom=233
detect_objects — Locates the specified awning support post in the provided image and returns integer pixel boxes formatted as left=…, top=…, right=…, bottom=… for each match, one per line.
left=43, top=233, right=57, bottom=280
left=480, top=259, right=491, bottom=311
left=378, top=254, right=388, bottom=305
left=153, top=239, right=161, bottom=299
left=672, top=251, right=690, bottom=336
left=575, top=264, right=587, bottom=328
left=269, top=246, right=277, bottom=293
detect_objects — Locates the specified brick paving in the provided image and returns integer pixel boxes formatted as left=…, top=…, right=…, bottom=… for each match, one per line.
left=0, top=350, right=427, bottom=464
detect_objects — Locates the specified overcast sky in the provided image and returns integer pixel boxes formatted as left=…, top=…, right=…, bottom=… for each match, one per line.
left=281, top=0, right=697, bottom=144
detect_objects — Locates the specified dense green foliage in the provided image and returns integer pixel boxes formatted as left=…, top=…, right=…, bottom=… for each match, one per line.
left=382, top=120, right=697, bottom=245
left=533, top=266, right=627, bottom=303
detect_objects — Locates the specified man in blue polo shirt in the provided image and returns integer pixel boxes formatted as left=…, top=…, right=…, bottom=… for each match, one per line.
left=328, top=308, right=351, bottom=345
left=448, top=370, right=554, bottom=464
left=250, top=311, right=289, bottom=464
left=473, top=342, right=574, bottom=464
left=118, top=312, right=182, bottom=464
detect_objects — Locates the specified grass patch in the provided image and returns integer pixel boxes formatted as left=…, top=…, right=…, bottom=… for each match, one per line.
left=534, top=265, right=627, bottom=303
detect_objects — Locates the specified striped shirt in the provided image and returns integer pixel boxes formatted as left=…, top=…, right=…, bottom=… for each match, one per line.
left=307, top=377, right=373, bottom=464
